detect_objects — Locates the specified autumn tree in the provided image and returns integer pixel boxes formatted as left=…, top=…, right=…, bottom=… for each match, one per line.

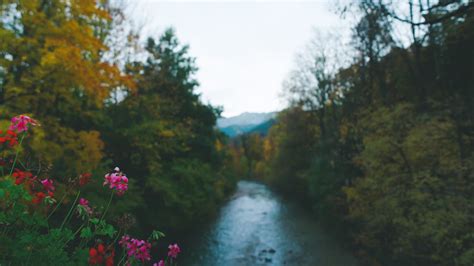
left=0, top=0, right=133, bottom=175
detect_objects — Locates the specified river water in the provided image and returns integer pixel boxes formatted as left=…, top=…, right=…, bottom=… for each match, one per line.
left=182, top=181, right=358, bottom=266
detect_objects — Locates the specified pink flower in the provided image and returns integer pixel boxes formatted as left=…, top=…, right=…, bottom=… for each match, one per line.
left=103, top=167, right=128, bottom=195
left=41, top=179, right=55, bottom=192
left=78, top=197, right=93, bottom=215
left=167, top=243, right=181, bottom=259
left=153, top=260, right=165, bottom=266
left=119, top=235, right=152, bottom=262
left=9, top=115, right=39, bottom=133
left=79, top=198, right=89, bottom=206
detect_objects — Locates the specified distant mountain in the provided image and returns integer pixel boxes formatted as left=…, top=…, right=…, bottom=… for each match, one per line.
left=219, top=124, right=256, bottom=137
left=247, top=118, right=276, bottom=135
left=217, top=112, right=277, bottom=128
left=217, top=112, right=277, bottom=137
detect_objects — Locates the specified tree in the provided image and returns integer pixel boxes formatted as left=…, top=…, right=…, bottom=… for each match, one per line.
left=0, top=0, right=133, bottom=176
left=102, top=28, right=231, bottom=232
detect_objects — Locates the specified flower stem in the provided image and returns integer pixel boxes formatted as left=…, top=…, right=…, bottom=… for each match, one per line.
left=47, top=193, right=68, bottom=220
left=61, top=223, right=85, bottom=248
left=60, top=191, right=81, bottom=231
left=117, top=252, right=127, bottom=266
left=108, top=228, right=122, bottom=250
left=101, top=191, right=114, bottom=221
left=8, top=132, right=26, bottom=176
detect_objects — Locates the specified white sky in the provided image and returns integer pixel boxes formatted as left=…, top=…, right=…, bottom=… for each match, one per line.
left=128, top=0, right=349, bottom=117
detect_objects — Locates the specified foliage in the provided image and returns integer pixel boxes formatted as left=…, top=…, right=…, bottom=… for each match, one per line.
left=1, top=0, right=237, bottom=264
left=101, top=28, right=235, bottom=233
left=0, top=0, right=134, bottom=177
left=230, top=2, right=474, bottom=265
left=0, top=116, right=181, bottom=265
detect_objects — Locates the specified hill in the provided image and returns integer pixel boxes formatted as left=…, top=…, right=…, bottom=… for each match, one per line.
left=217, top=112, right=277, bottom=137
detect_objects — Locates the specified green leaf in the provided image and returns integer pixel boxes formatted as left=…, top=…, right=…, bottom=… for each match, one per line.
left=96, top=223, right=116, bottom=238
left=0, top=212, right=7, bottom=224
left=150, top=230, right=166, bottom=240
left=103, top=224, right=116, bottom=238
left=80, top=227, right=93, bottom=239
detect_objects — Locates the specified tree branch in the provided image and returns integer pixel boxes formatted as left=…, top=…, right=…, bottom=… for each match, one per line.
left=383, top=2, right=473, bottom=26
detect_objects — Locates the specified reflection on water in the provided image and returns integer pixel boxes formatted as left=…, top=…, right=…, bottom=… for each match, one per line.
left=182, top=181, right=358, bottom=266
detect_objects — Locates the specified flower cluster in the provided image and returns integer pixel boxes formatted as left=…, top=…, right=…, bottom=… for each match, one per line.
left=3, top=114, right=182, bottom=265
left=78, top=197, right=93, bottom=216
left=153, top=260, right=165, bottom=266
left=12, top=169, right=34, bottom=185
left=119, top=235, right=152, bottom=262
left=79, top=198, right=89, bottom=206
left=0, top=130, right=18, bottom=147
left=153, top=244, right=181, bottom=266
left=103, top=167, right=128, bottom=195
left=168, top=243, right=181, bottom=259
left=12, top=169, right=54, bottom=204
left=41, top=179, right=55, bottom=192
left=9, top=115, right=39, bottom=133
left=32, top=191, right=54, bottom=204
left=33, top=179, right=55, bottom=204
left=79, top=172, right=92, bottom=186
left=89, top=243, right=114, bottom=266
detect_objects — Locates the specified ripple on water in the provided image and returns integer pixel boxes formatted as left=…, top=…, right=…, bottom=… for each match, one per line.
left=183, top=181, right=358, bottom=266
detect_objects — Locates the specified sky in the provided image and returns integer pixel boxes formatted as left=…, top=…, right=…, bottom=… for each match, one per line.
left=128, top=0, right=349, bottom=117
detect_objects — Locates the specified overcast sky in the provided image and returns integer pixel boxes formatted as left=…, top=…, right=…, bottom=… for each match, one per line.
left=129, top=0, right=349, bottom=117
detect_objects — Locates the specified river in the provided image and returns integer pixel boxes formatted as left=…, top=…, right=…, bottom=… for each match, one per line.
left=181, top=180, right=358, bottom=266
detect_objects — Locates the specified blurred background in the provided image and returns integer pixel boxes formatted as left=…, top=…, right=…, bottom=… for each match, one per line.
left=0, top=0, right=473, bottom=265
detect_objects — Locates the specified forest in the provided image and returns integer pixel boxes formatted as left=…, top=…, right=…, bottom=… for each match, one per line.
left=0, top=0, right=473, bottom=265
left=0, top=1, right=237, bottom=265
left=228, top=1, right=474, bottom=265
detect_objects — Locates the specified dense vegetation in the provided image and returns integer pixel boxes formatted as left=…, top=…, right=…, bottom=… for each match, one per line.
left=1, top=0, right=473, bottom=265
left=230, top=1, right=474, bottom=265
left=0, top=0, right=235, bottom=264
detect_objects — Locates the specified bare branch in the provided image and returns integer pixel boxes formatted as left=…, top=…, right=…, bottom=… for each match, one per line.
left=382, top=2, right=473, bottom=26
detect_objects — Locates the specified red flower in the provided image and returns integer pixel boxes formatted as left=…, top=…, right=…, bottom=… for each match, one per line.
left=97, top=243, right=105, bottom=254
left=89, top=243, right=114, bottom=265
left=105, top=248, right=115, bottom=266
left=12, top=169, right=33, bottom=185
left=79, top=173, right=92, bottom=186
left=89, top=244, right=105, bottom=265
left=32, top=192, right=46, bottom=204
left=0, top=130, right=18, bottom=147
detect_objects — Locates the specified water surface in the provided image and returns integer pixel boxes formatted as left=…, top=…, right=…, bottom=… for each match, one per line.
left=183, top=181, right=358, bottom=266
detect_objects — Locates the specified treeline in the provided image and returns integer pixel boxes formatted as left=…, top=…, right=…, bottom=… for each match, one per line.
left=0, top=0, right=236, bottom=237
left=230, top=1, right=474, bottom=265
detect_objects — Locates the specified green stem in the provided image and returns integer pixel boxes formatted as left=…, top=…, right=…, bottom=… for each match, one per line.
left=60, top=191, right=81, bottom=231
left=47, top=193, right=68, bottom=220
left=61, top=223, right=85, bottom=248
left=8, top=132, right=26, bottom=176
left=100, top=191, right=114, bottom=221
left=78, top=220, right=90, bottom=249
left=108, top=228, right=122, bottom=250
left=25, top=251, right=32, bottom=266
left=117, top=252, right=127, bottom=266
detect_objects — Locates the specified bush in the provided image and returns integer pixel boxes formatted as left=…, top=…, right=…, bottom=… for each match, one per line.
left=0, top=115, right=181, bottom=265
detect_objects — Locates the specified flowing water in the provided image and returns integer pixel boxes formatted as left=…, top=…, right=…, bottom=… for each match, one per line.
left=182, top=181, right=358, bottom=266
